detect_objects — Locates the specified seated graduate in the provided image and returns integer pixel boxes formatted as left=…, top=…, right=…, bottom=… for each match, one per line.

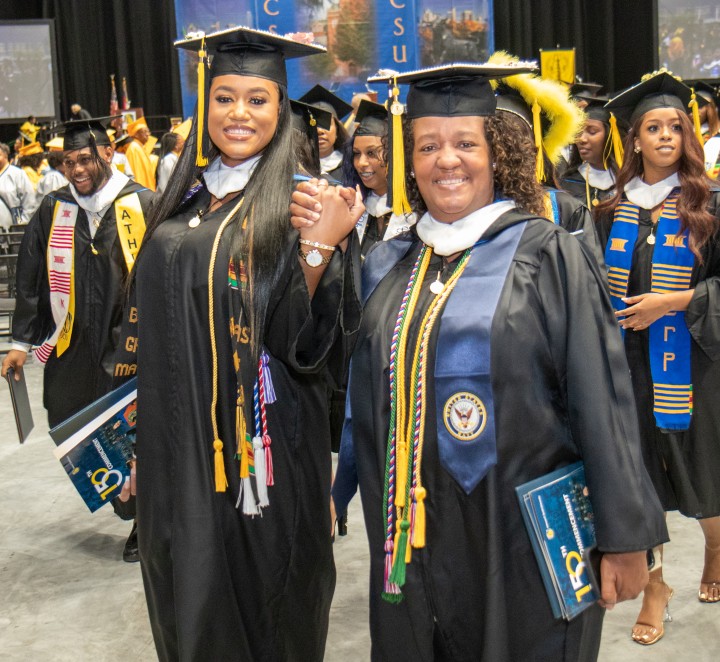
left=560, top=95, right=621, bottom=209
left=299, top=84, right=352, bottom=181
left=132, top=27, right=361, bottom=662
left=329, top=63, right=667, bottom=661
left=595, top=71, right=720, bottom=645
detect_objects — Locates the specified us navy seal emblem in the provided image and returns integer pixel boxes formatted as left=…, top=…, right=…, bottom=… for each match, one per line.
left=443, top=392, right=487, bottom=441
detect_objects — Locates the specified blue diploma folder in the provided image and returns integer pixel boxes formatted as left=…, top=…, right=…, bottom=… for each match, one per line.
left=515, top=461, right=600, bottom=620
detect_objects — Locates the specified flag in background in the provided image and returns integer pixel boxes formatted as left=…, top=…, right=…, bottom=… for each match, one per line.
left=121, top=77, right=131, bottom=111
left=110, top=74, right=119, bottom=116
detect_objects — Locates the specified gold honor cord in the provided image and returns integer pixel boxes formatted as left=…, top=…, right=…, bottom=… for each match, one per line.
left=208, top=196, right=245, bottom=492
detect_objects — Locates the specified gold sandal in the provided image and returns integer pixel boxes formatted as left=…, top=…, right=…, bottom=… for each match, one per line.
left=631, top=582, right=674, bottom=646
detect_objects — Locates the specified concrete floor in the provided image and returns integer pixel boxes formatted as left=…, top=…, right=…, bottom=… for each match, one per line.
left=1, top=358, right=718, bottom=661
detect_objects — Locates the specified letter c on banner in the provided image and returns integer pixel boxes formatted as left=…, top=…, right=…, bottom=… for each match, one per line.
left=264, top=0, right=280, bottom=16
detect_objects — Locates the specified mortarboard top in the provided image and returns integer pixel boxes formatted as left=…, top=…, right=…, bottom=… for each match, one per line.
left=290, top=99, right=332, bottom=133
left=175, top=26, right=325, bottom=88
left=63, top=116, right=119, bottom=151
left=604, top=71, right=694, bottom=125
left=353, top=99, right=387, bottom=137
left=569, top=82, right=603, bottom=98
left=114, top=133, right=133, bottom=149
left=577, top=95, right=611, bottom=123
left=368, top=63, right=537, bottom=119
left=172, top=118, right=192, bottom=141
left=45, top=136, right=65, bottom=152
left=18, top=141, right=43, bottom=157
left=126, top=116, right=148, bottom=136
left=299, top=84, right=353, bottom=120
left=692, top=81, right=719, bottom=108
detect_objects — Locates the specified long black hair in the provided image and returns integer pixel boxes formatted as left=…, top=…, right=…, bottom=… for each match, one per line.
left=140, top=82, right=296, bottom=360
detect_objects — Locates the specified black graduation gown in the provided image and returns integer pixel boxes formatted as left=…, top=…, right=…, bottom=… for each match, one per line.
left=597, top=192, right=720, bottom=518
left=360, top=212, right=391, bottom=259
left=135, top=189, right=361, bottom=662
left=12, top=181, right=154, bottom=427
left=348, top=212, right=667, bottom=662
left=546, top=187, right=605, bottom=268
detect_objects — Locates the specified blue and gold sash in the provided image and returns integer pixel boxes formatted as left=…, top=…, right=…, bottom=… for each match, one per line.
left=604, top=193, right=694, bottom=430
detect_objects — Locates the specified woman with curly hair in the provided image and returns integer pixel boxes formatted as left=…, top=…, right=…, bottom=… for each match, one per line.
left=294, top=63, right=667, bottom=661
left=596, top=72, right=720, bottom=646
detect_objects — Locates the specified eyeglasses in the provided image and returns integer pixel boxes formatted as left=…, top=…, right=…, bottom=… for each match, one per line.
left=62, top=155, right=96, bottom=171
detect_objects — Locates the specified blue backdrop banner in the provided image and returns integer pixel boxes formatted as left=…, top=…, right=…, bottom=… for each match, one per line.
left=174, top=0, right=494, bottom=117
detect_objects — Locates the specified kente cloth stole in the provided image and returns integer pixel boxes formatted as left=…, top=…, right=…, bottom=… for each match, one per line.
left=228, top=258, right=276, bottom=516
left=35, top=200, right=78, bottom=363
left=604, top=193, right=694, bottom=430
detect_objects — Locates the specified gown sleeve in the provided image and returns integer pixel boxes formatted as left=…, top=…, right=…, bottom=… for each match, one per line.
left=263, top=229, right=362, bottom=374
left=685, top=209, right=720, bottom=361
left=539, top=229, right=668, bottom=552
left=11, top=199, right=53, bottom=345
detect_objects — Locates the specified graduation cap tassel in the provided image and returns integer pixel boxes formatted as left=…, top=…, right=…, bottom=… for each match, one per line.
left=389, top=78, right=412, bottom=216
left=196, top=37, right=209, bottom=167
left=532, top=99, right=545, bottom=183
left=608, top=113, right=624, bottom=169
left=689, top=90, right=704, bottom=146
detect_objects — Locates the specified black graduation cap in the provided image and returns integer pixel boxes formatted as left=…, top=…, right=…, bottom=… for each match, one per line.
left=604, top=72, right=694, bottom=125
left=299, top=84, right=353, bottom=120
left=62, top=115, right=120, bottom=151
left=353, top=99, right=387, bottom=137
left=569, top=82, right=603, bottom=98
left=577, top=95, right=611, bottom=123
left=175, top=26, right=326, bottom=87
left=693, top=81, right=719, bottom=109
left=290, top=99, right=332, bottom=133
left=114, top=133, right=133, bottom=149
left=368, top=63, right=537, bottom=119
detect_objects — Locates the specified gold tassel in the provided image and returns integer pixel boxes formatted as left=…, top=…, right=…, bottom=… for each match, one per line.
left=196, top=38, right=209, bottom=167
left=689, top=91, right=704, bottom=146
left=395, top=441, right=407, bottom=508
left=608, top=113, right=624, bottom=169
left=214, top=439, right=228, bottom=492
left=239, top=433, right=250, bottom=479
left=532, top=99, right=545, bottom=183
left=390, top=79, right=411, bottom=216
left=235, top=394, right=247, bottom=468
left=411, top=487, right=427, bottom=549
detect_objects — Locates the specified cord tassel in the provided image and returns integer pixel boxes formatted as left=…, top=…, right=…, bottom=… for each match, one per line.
left=608, top=113, right=624, bottom=169
left=195, top=38, right=209, bottom=167
left=263, top=434, right=274, bottom=486
left=389, top=519, right=411, bottom=586
left=252, top=436, right=269, bottom=507
left=214, top=439, right=228, bottom=492
left=259, top=351, right=276, bottom=403
left=382, top=541, right=403, bottom=602
left=410, top=487, right=427, bottom=549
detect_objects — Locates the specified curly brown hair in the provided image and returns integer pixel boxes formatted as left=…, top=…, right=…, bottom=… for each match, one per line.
left=403, top=113, right=546, bottom=218
left=596, top=110, right=716, bottom=260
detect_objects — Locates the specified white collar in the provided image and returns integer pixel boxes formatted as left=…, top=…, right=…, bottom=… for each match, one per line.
left=365, top=192, right=390, bottom=217
left=320, top=150, right=343, bottom=174
left=204, top=155, right=261, bottom=200
left=624, top=173, right=680, bottom=210
left=416, top=200, right=516, bottom=256
left=578, top=163, right=615, bottom=191
left=69, top=169, right=129, bottom=214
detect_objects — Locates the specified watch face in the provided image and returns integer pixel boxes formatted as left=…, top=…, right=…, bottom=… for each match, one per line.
left=306, top=249, right=323, bottom=267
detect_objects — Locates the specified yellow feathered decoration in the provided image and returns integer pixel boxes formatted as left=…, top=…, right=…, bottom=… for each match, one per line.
left=488, top=51, right=585, bottom=176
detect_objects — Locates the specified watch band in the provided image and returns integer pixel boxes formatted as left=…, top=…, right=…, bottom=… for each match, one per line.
left=298, top=238, right=336, bottom=252
left=298, top=247, right=333, bottom=267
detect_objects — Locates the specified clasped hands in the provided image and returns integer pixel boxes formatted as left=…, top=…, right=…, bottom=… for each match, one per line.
left=615, top=290, right=692, bottom=331
left=290, top=179, right=365, bottom=245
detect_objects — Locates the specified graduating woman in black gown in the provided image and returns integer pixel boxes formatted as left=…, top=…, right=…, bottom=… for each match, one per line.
left=132, top=28, right=361, bottom=661
left=295, top=63, right=667, bottom=661
left=596, top=72, right=720, bottom=645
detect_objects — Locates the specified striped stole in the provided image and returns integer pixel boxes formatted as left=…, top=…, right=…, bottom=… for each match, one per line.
left=604, top=192, right=694, bottom=430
